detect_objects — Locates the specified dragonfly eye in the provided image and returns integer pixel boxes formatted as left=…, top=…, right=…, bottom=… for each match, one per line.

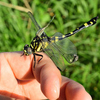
left=23, top=44, right=32, bottom=55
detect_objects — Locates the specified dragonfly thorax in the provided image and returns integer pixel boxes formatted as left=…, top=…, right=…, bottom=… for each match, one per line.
left=30, top=36, right=43, bottom=52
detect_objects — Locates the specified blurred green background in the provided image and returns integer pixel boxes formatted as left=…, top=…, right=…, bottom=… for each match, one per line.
left=0, top=0, right=100, bottom=99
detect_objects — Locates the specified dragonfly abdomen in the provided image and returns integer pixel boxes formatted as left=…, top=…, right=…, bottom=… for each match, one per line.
left=53, top=16, right=98, bottom=41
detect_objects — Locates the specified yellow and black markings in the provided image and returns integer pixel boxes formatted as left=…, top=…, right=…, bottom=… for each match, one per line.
left=23, top=11, right=98, bottom=70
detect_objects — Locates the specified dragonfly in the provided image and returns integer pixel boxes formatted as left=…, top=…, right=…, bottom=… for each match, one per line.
left=22, top=11, right=98, bottom=71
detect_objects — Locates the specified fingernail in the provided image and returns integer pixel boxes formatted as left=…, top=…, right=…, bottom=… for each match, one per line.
left=51, top=81, right=60, bottom=99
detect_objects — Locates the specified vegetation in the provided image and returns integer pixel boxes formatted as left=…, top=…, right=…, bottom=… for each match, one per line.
left=0, top=0, right=100, bottom=99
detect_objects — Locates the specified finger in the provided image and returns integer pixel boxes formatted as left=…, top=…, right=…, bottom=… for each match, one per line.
left=33, top=53, right=61, bottom=100
left=58, top=76, right=92, bottom=100
left=0, top=52, right=26, bottom=99
left=3, top=51, right=62, bottom=99
left=3, top=51, right=34, bottom=80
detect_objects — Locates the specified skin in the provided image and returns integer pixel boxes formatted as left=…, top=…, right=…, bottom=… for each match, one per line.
left=0, top=51, right=92, bottom=100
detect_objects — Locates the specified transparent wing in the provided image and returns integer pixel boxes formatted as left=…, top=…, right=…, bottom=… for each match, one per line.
left=28, top=11, right=41, bottom=30
left=42, top=32, right=78, bottom=71
left=51, top=32, right=78, bottom=63
left=28, top=11, right=46, bottom=37
left=27, top=11, right=55, bottom=37
left=43, top=40, right=65, bottom=71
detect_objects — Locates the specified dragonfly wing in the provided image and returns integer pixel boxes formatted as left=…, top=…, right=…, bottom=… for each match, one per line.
left=28, top=11, right=47, bottom=37
left=40, top=36, right=65, bottom=71
left=44, top=41, right=66, bottom=71
left=50, top=32, right=78, bottom=63
left=28, top=11, right=41, bottom=30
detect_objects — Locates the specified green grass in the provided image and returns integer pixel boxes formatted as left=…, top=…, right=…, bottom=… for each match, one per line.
left=0, top=0, right=100, bottom=99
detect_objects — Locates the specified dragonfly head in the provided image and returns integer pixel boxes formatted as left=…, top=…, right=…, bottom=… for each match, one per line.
left=23, top=44, right=32, bottom=56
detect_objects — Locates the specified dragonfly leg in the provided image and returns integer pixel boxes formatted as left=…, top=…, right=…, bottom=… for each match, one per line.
left=33, top=53, right=43, bottom=68
left=35, top=53, right=43, bottom=63
left=57, top=66, right=62, bottom=71
left=33, top=54, right=36, bottom=68
left=21, top=53, right=24, bottom=56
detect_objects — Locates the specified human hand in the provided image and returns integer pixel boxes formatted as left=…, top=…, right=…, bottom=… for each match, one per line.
left=0, top=52, right=92, bottom=100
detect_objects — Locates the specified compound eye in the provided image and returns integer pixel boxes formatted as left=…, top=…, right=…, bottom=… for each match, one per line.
left=24, top=44, right=29, bottom=47
left=23, top=44, right=32, bottom=55
left=27, top=47, right=32, bottom=55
